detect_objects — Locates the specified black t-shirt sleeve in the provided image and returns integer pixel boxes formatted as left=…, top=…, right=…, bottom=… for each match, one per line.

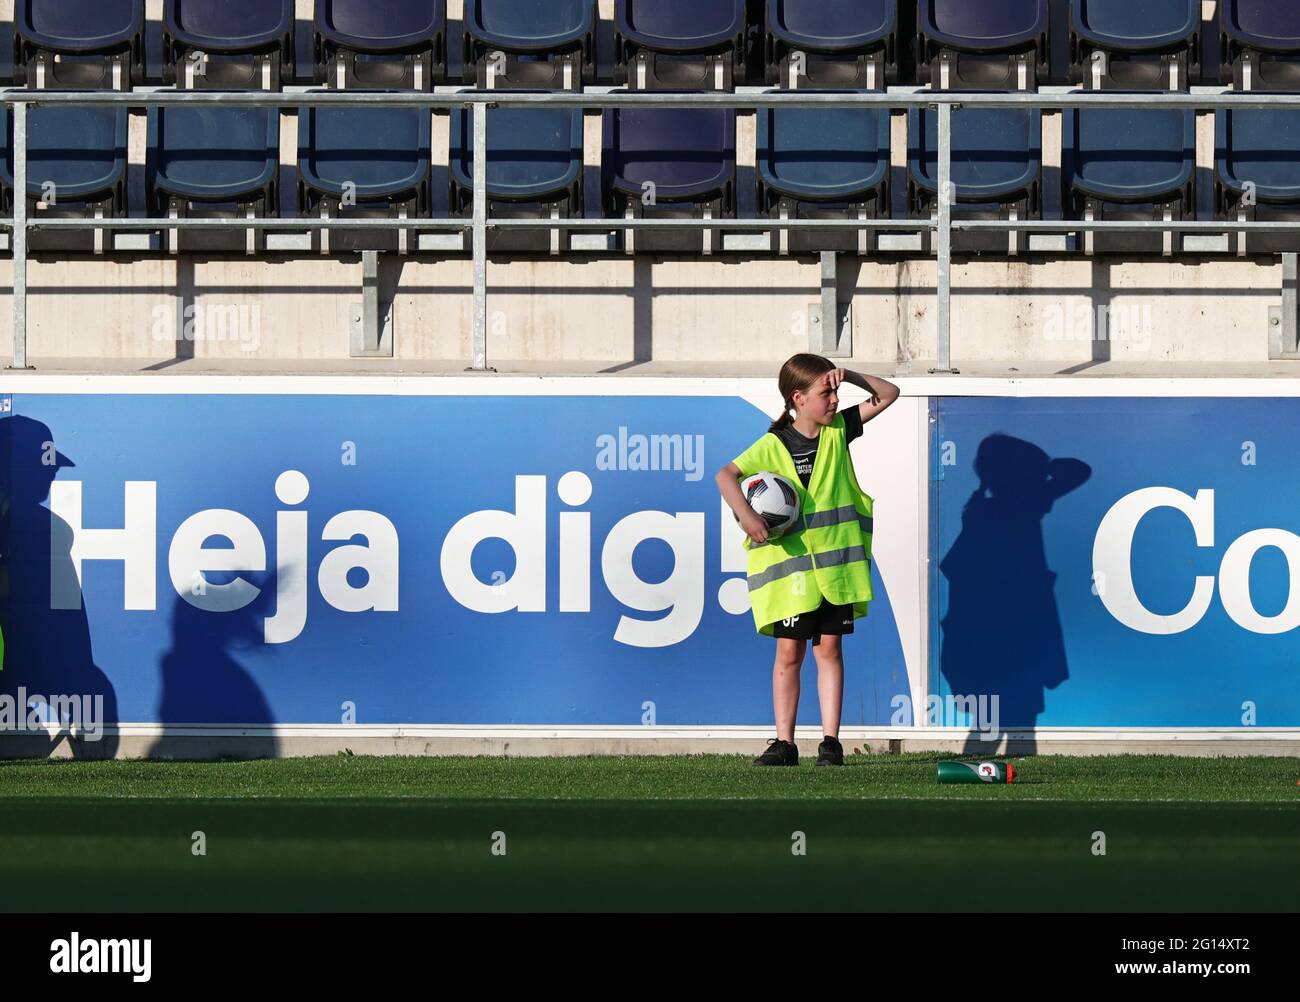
left=842, top=404, right=864, bottom=444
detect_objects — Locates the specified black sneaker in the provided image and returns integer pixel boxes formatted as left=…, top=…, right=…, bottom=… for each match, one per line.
left=753, top=738, right=799, bottom=766
left=815, top=735, right=844, bottom=766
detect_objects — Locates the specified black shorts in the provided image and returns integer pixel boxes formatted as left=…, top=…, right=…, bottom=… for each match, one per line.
left=771, top=598, right=855, bottom=646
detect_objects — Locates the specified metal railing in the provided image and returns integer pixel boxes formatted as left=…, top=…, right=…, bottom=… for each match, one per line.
left=5, top=85, right=1300, bottom=373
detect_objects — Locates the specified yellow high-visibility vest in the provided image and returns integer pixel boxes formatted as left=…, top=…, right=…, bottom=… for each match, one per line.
left=733, top=412, right=874, bottom=636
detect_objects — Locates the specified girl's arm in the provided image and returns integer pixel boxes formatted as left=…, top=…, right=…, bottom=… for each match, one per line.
left=833, top=369, right=901, bottom=425
left=716, top=462, right=769, bottom=544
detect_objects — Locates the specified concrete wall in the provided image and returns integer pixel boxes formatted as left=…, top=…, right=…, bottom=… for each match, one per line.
left=0, top=257, right=1284, bottom=368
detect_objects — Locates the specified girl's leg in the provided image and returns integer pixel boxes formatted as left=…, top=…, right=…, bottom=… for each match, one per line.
left=812, top=634, right=844, bottom=739
left=773, top=637, right=806, bottom=742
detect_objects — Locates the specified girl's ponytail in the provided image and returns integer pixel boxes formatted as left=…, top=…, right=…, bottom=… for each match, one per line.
left=767, top=400, right=795, bottom=434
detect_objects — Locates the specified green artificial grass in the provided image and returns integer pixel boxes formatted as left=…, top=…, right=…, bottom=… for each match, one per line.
left=1, top=753, right=1297, bottom=911
left=2, top=752, right=1298, bottom=801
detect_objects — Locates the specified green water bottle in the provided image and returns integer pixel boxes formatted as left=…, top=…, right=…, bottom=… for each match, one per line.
left=936, top=761, right=1016, bottom=784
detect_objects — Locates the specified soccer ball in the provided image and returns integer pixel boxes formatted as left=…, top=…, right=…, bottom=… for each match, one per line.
left=737, top=471, right=801, bottom=539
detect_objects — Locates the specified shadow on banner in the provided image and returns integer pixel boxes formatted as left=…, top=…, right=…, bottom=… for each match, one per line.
left=0, top=415, right=119, bottom=758
left=939, top=433, right=1091, bottom=756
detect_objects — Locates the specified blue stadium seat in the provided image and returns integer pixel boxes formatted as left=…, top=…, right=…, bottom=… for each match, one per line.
left=464, top=0, right=596, bottom=90
left=1216, top=109, right=1300, bottom=253
left=14, top=0, right=144, bottom=90
left=314, top=0, right=446, bottom=90
left=147, top=108, right=280, bottom=253
left=614, top=0, right=748, bottom=90
left=908, top=105, right=1042, bottom=253
left=1063, top=107, right=1195, bottom=253
left=603, top=108, right=736, bottom=252
left=298, top=104, right=432, bottom=252
left=757, top=98, right=891, bottom=253
left=764, top=0, right=897, bottom=89
left=163, top=0, right=294, bottom=91
left=450, top=103, right=584, bottom=253
left=1, top=105, right=129, bottom=253
left=1069, top=0, right=1200, bottom=89
left=917, top=0, right=1047, bottom=90
left=1221, top=1, right=1300, bottom=90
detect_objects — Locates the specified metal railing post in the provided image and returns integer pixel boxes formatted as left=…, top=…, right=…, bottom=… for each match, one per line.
left=819, top=250, right=839, bottom=354
left=362, top=249, right=380, bottom=354
left=10, top=101, right=29, bottom=370
left=468, top=100, right=494, bottom=372
left=1283, top=253, right=1298, bottom=356
left=932, top=100, right=955, bottom=374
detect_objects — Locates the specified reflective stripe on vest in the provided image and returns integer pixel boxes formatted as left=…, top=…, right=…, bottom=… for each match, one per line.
left=754, top=504, right=872, bottom=545
left=806, top=504, right=874, bottom=535
left=746, top=544, right=871, bottom=592
left=747, top=553, right=814, bottom=591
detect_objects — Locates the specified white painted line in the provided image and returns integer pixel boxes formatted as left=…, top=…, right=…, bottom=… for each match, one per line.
left=8, top=375, right=1300, bottom=398
left=67, top=723, right=1300, bottom=740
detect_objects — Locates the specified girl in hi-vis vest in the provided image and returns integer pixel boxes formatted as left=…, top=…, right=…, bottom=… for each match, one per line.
left=716, top=355, right=899, bottom=767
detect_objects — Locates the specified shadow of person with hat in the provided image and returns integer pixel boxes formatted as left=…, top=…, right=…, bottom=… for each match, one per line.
left=938, top=433, right=1091, bottom=758
left=149, top=569, right=280, bottom=760
left=0, top=414, right=119, bottom=758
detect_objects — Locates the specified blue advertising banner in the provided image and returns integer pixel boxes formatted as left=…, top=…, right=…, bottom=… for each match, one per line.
left=932, top=396, right=1300, bottom=728
left=0, top=391, right=908, bottom=742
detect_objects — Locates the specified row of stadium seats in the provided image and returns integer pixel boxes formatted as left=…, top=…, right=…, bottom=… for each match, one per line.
left=6, top=1, right=1299, bottom=91
left=3, top=102, right=1295, bottom=256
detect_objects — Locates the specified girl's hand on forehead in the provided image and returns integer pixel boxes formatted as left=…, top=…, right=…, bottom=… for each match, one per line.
left=822, top=369, right=846, bottom=391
